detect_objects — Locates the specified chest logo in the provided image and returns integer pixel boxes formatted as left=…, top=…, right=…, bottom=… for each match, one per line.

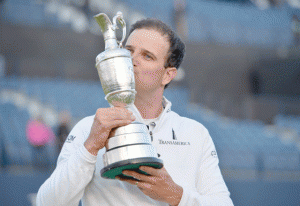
left=158, top=139, right=190, bottom=146
left=156, top=129, right=190, bottom=145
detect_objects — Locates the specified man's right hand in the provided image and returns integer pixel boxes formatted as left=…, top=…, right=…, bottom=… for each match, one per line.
left=84, top=107, right=136, bottom=156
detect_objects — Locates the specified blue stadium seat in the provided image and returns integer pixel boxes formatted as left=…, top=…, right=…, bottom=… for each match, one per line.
left=0, top=103, right=24, bottom=165
left=2, top=0, right=46, bottom=26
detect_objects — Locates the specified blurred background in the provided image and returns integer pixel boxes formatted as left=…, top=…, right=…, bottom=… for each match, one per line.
left=1, top=0, right=300, bottom=205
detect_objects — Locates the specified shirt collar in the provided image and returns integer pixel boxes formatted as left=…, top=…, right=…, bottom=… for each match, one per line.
left=128, top=96, right=172, bottom=126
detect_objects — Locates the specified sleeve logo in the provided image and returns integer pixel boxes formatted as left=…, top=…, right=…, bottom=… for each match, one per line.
left=66, top=135, right=76, bottom=143
left=211, top=150, right=217, bottom=158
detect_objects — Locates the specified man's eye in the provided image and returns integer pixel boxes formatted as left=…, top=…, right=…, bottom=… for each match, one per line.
left=145, top=54, right=152, bottom=60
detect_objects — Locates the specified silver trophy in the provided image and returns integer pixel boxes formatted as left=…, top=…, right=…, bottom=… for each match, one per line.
left=94, top=12, right=163, bottom=179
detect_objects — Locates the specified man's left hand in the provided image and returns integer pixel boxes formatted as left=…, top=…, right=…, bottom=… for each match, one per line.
left=116, top=166, right=183, bottom=206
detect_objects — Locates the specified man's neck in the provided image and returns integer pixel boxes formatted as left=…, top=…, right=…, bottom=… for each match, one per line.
left=134, top=88, right=164, bottom=119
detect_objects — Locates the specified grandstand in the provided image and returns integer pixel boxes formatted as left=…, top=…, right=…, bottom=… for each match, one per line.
left=1, top=76, right=299, bottom=170
left=1, top=0, right=300, bottom=205
left=1, top=77, right=300, bottom=205
left=0, top=0, right=293, bottom=47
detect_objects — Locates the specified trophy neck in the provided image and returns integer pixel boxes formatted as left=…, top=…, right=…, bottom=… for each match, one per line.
left=105, top=38, right=118, bottom=50
left=102, top=24, right=118, bottom=50
left=94, top=13, right=119, bottom=50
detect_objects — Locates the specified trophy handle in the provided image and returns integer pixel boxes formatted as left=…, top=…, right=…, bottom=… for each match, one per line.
left=112, top=11, right=126, bottom=48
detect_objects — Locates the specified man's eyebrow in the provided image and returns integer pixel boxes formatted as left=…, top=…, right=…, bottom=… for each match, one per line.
left=125, top=45, right=157, bottom=59
left=141, top=48, right=156, bottom=59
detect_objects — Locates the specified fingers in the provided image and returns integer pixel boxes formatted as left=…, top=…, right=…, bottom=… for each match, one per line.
left=121, top=167, right=163, bottom=183
left=115, top=176, right=138, bottom=185
left=84, top=107, right=136, bottom=155
left=94, top=108, right=135, bottom=130
left=116, top=167, right=182, bottom=205
left=139, top=166, right=162, bottom=176
left=115, top=176, right=153, bottom=190
left=121, top=169, right=163, bottom=184
left=122, top=170, right=148, bottom=182
left=137, top=182, right=152, bottom=190
left=107, top=119, right=134, bottom=130
left=96, top=107, right=135, bottom=122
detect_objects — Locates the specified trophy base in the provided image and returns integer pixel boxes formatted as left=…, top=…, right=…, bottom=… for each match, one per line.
left=100, top=157, right=163, bottom=179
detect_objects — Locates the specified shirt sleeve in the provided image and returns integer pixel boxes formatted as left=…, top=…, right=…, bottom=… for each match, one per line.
left=178, top=128, right=234, bottom=206
left=36, top=117, right=98, bottom=206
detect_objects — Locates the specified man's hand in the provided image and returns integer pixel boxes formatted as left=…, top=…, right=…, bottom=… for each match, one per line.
left=116, top=166, right=183, bottom=206
left=84, top=107, right=135, bottom=156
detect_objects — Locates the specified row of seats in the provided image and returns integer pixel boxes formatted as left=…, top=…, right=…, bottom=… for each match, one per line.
left=1, top=77, right=299, bottom=170
left=0, top=0, right=292, bottom=47
left=274, top=114, right=300, bottom=133
left=186, top=105, right=300, bottom=170
left=0, top=103, right=57, bottom=166
left=0, top=77, right=109, bottom=118
left=0, top=77, right=190, bottom=119
left=123, top=0, right=291, bottom=46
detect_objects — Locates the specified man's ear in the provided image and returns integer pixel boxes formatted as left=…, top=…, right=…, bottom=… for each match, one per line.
left=162, top=67, right=177, bottom=86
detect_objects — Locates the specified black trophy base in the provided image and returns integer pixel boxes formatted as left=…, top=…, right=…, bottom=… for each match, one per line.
left=100, top=157, right=163, bottom=179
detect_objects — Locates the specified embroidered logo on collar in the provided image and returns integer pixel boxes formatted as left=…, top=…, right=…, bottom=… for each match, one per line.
left=66, top=135, right=76, bottom=143
left=211, top=150, right=217, bottom=158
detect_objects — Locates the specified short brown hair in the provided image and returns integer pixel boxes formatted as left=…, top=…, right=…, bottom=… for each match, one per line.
left=129, top=18, right=185, bottom=88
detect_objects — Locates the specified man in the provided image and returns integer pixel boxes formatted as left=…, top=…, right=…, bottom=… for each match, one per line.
left=56, top=110, right=71, bottom=155
left=36, top=19, right=234, bottom=206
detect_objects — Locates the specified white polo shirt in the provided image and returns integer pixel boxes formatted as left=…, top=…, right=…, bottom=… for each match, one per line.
left=36, top=97, right=234, bottom=206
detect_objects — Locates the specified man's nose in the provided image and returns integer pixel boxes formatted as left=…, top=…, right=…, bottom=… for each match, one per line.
left=131, top=54, right=139, bottom=66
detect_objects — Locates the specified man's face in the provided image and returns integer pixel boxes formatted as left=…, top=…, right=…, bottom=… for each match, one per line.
left=125, top=29, right=174, bottom=94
